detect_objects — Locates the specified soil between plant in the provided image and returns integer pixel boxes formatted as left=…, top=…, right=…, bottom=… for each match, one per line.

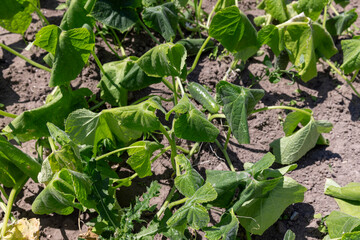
left=0, top=0, right=360, bottom=239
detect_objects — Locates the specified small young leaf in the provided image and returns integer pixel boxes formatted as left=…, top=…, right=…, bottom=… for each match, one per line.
left=326, top=9, right=358, bottom=36
left=91, top=0, right=140, bottom=33
left=137, top=43, right=187, bottom=77
left=216, top=81, right=265, bottom=144
left=175, top=154, right=204, bottom=198
left=126, top=141, right=163, bottom=178
left=204, top=209, right=239, bottom=240
left=283, top=229, right=296, bottom=240
left=264, top=0, right=289, bottom=23
left=297, top=0, right=328, bottom=21
left=60, top=0, right=94, bottom=31
left=33, top=25, right=61, bottom=55
left=341, top=39, right=360, bottom=74
left=143, top=2, right=178, bottom=42
left=258, top=24, right=280, bottom=56
left=282, top=109, right=312, bottom=136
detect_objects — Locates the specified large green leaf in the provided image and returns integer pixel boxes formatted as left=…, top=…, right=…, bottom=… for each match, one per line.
left=3, top=87, right=91, bottom=142
left=326, top=211, right=360, bottom=239
left=216, top=81, right=265, bottom=144
left=206, top=170, right=249, bottom=208
left=137, top=43, right=187, bottom=77
left=143, top=2, right=178, bottom=42
left=237, top=177, right=306, bottom=235
left=264, top=0, right=289, bottom=22
left=32, top=169, right=92, bottom=215
left=297, top=0, right=328, bottom=20
left=60, top=0, right=94, bottom=31
left=126, top=141, right=163, bottom=178
left=91, top=0, right=140, bottom=33
left=258, top=24, right=280, bottom=56
left=50, top=28, right=95, bottom=87
left=0, top=0, right=36, bottom=34
left=341, top=39, right=360, bottom=74
left=175, top=155, right=204, bottom=198
left=97, top=57, right=161, bottom=105
left=326, top=9, right=358, bottom=36
left=167, top=182, right=217, bottom=229
left=34, top=25, right=61, bottom=55
left=270, top=118, right=333, bottom=165
left=0, top=136, right=41, bottom=182
left=209, top=6, right=259, bottom=60
left=204, top=209, right=239, bottom=240
left=168, top=96, right=219, bottom=142
left=283, top=23, right=337, bottom=82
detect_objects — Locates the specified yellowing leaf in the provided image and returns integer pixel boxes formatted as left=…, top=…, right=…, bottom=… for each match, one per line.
left=2, top=218, right=40, bottom=240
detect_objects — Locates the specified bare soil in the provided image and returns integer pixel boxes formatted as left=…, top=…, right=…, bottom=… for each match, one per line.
left=0, top=0, right=360, bottom=239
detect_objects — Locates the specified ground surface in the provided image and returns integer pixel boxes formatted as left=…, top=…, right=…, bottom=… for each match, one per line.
left=0, top=0, right=360, bottom=239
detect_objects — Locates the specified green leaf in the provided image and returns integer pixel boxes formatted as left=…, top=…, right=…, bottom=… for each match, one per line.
left=246, top=152, right=276, bottom=177
left=283, top=230, right=296, bottom=240
left=264, top=0, right=289, bottom=22
left=284, top=23, right=337, bottom=82
left=143, top=2, right=178, bottom=42
left=325, top=179, right=360, bottom=218
left=0, top=155, right=25, bottom=188
left=342, top=231, right=360, bottom=240
left=50, top=28, right=95, bottom=87
left=175, top=154, right=204, bottom=198
left=91, top=0, right=140, bottom=33
left=204, top=209, right=239, bottom=240
left=0, top=0, right=36, bottom=34
left=297, top=0, right=328, bottom=20
left=167, top=182, right=217, bottom=229
left=32, top=169, right=92, bottom=215
left=216, top=81, right=265, bottom=144
left=206, top=170, right=250, bottom=208
left=3, top=87, right=91, bottom=142
left=270, top=118, right=333, bottom=165
left=326, top=9, right=358, bottom=36
left=258, top=24, right=280, bottom=56
left=0, top=136, right=41, bottom=182
left=33, top=25, right=61, bottom=55
left=341, top=39, right=360, bottom=74
left=334, top=0, right=350, bottom=8
left=176, top=38, right=215, bottom=56
left=282, top=109, right=312, bottom=136
left=137, top=43, right=187, bottom=77
left=169, top=96, right=219, bottom=142
left=237, top=176, right=306, bottom=235
left=326, top=211, right=360, bottom=239
left=60, top=0, right=94, bottom=31
left=97, top=57, right=161, bottom=105
left=209, top=6, right=259, bottom=61
left=126, top=141, right=163, bottom=178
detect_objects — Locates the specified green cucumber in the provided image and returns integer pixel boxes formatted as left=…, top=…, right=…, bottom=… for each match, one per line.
left=188, top=82, right=220, bottom=113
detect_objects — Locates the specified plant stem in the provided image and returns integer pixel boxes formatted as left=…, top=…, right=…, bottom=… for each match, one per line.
left=351, top=69, right=359, bottom=83
left=276, top=21, right=308, bottom=29
left=32, top=4, right=50, bottom=25
left=89, top=100, right=105, bottom=111
left=0, top=185, right=9, bottom=200
left=251, top=106, right=313, bottom=116
left=208, top=113, right=226, bottom=122
left=95, top=146, right=143, bottom=161
left=159, top=125, right=177, bottom=169
left=322, top=5, right=328, bottom=29
left=95, top=25, right=121, bottom=59
left=176, top=77, right=185, bottom=96
left=246, top=230, right=252, bottom=240
left=156, top=185, right=176, bottom=218
left=0, top=175, right=28, bottom=238
left=224, top=127, right=231, bottom=151
left=215, top=139, right=235, bottom=172
left=109, top=28, right=126, bottom=56
left=188, top=36, right=211, bottom=75
left=0, top=43, right=51, bottom=72
left=265, top=14, right=272, bottom=26
left=0, top=110, right=17, bottom=119
left=206, top=0, right=222, bottom=27
left=138, top=20, right=161, bottom=44
left=48, top=137, right=57, bottom=152
left=188, top=142, right=200, bottom=158
left=84, top=0, right=96, bottom=12
left=330, top=3, right=340, bottom=16
left=178, top=16, right=209, bottom=30
left=177, top=24, right=185, bottom=39
left=324, top=59, right=360, bottom=98
left=168, top=197, right=189, bottom=209
left=173, top=76, right=178, bottom=105
left=162, top=78, right=180, bottom=103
